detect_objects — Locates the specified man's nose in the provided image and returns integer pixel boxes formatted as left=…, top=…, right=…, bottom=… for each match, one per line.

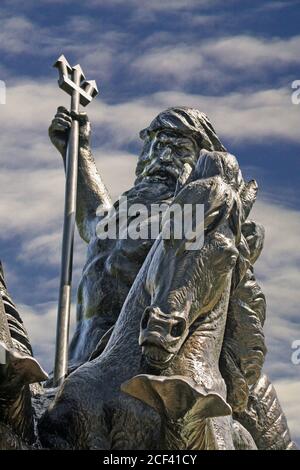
left=159, top=146, right=172, bottom=162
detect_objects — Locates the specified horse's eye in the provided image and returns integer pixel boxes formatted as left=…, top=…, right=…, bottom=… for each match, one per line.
left=171, top=318, right=186, bottom=338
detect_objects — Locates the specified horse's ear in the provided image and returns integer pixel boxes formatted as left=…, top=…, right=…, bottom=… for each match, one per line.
left=240, top=180, right=258, bottom=221
left=167, top=177, right=237, bottom=254
left=228, top=198, right=242, bottom=244
left=204, top=184, right=235, bottom=237
left=204, top=203, right=229, bottom=235
left=175, top=199, right=230, bottom=256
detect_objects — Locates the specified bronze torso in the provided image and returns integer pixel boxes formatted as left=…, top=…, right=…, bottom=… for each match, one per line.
left=77, top=181, right=174, bottom=323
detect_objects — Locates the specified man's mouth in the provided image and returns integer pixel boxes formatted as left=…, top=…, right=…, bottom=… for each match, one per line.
left=147, top=174, right=168, bottom=182
left=143, top=164, right=179, bottom=182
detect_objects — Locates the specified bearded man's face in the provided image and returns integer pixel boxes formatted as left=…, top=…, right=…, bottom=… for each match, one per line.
left=136, top=130, right=199, bottom=189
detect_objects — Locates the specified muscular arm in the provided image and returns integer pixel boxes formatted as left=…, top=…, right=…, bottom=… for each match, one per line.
left=75, top=146, right=112, bottom=243
left=49, top=107, right=112, bottom=243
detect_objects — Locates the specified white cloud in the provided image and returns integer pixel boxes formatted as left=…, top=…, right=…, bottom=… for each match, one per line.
left=0, top=151, right=135, bottom=236
left=251, top=199, right=300, bottom=384
left=0, top=167, right=65, bottom=235
left=132, top=35, right=300, bottom=86
left=0, top=81, right=273, bottom=150
left=255, top=1, right=300, bottom=13
left=1, top=10, right=298, bottom=100
left=89, top=88, right=300, bottom=146
left=17, top=232, right=64, bottom=267
left=133, top=45, right=205, bottom=83
left=0, top=16, right=34, bottom=54
left=1, top=0, right=224, bottom=10
left=20, top=301, right=76, bottom=372
left=0, top=14, right=68, bottom=58
left=0, top=12, right=129, bottom=85
left=203, top=35, right=300, bottom=69
left=253, top=199, right=300, bottom=325
left=88, top=0, right=221, bottom=11
left=3, top=10, right=299, bottom=95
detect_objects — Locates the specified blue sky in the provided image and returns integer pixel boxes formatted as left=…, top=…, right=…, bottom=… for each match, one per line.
left=0, top=0, right=299, bottom=445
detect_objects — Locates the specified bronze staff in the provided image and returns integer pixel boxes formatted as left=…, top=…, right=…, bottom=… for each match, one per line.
left=53, top=55, right=98, bottom=385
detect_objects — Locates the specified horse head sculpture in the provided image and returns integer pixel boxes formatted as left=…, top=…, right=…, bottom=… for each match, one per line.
left=139, top=177, right=240, bottom=371
left=138, top=151, right=247, bottom=370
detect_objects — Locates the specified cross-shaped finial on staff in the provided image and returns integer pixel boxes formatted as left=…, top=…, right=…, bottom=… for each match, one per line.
left=54, top=55, right=98, bottom=107
left=53, top=55, right=98, bottom=386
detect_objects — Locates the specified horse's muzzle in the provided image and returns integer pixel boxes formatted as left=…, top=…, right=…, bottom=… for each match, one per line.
left=139, top=306, right=188, bottom=370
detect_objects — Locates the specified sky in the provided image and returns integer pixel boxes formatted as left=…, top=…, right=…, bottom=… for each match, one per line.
left=0, top=0, right=299, bottom=446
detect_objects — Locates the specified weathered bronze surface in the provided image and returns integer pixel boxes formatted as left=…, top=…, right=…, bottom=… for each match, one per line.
left=0, top=106, right=296, bottom=450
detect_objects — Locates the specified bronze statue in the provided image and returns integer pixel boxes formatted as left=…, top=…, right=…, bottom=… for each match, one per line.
left=49, top=106, right=228, bottom=368
left=0, top=103, right=296, bottom=449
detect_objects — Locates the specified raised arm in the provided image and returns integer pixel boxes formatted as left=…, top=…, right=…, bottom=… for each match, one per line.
left=49, top=106, right=112, bottom=243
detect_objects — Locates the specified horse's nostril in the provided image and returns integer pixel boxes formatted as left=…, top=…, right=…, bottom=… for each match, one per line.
left=171, top=319, right=186, bottom=338
left=141, top=308, right=151, bottom=330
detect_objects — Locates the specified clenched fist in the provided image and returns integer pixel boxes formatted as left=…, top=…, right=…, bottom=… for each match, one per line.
left=49, top=106, right=91, bottom=157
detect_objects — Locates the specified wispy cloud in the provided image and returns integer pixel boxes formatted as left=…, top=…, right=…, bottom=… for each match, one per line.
left=88, top=88, right=299, bottom=146
left=252, top=199, right=300, bottom=379
left=132, top=35, right=300, bottom=87
left=19, top=301, right=76, bottom=372
left=2, top=79, right=297, bottom=174
left=254, top=1, right=300, bottom=13
left=89, top=0, right=225, bottom=12
left=0, top=16, right=34, bottom=54
left=1, top=0, right=227, bottom=9
left=203, top=35, right=300, bottom=69
left=0, top=13, right=129, bottom=84
left=1, top=11, right=299, bottom=99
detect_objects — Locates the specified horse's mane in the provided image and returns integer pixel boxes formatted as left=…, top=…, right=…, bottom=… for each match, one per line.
left=219, top=188, right=267, bottom=414
left=220, top=217, right=266, bottom=413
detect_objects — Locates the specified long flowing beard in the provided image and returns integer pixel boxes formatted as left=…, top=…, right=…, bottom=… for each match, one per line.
left=124, top=179, right=176, bottom=207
